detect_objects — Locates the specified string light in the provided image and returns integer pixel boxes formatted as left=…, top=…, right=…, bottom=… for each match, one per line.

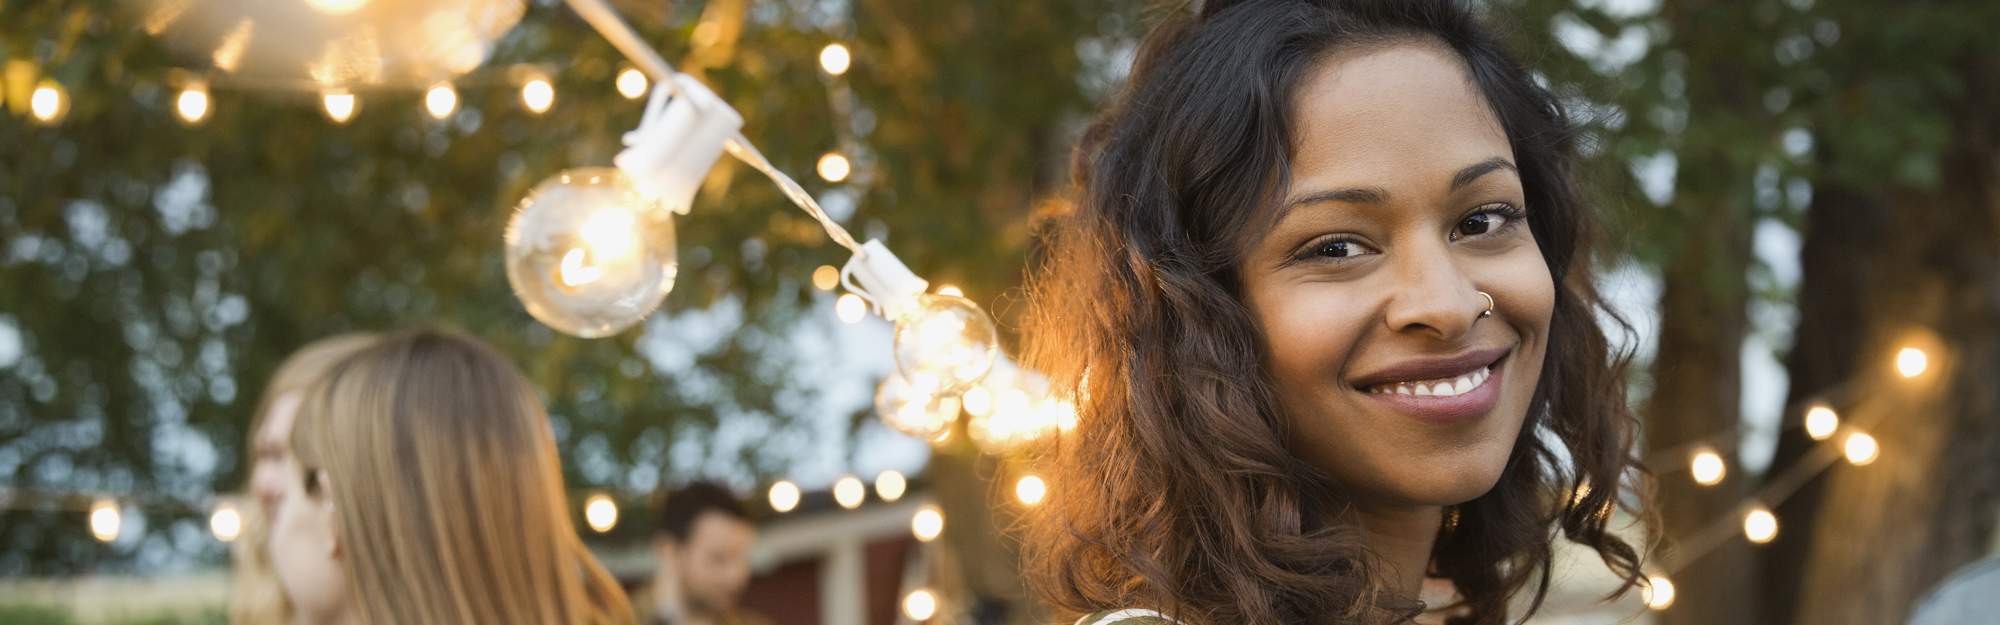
left=303, top=0, right=370, bottom=15
left=31, top=81, right=63, bottom=122
left=961, top=387, right=993, bottom=416
left=506, top=75, right=739, bottom=338
left=523, top=78, right=555, bottom=113
left=176, top=83, right=210, bottom=123
left=935, top=285, right=963, bottom=297
left=819, top=43, right=852, bottom=75
left=1805, top=405, right=1839, bottom=440
left=322, top=90, right=357, bottom=123
left=504, top=169, right=679, bottom=337
left=769, top=480, right=801, bottom=513
left=616, top=68, right=648, bottom=99
left=813, top=265, right=840, bottom=291
left=874, top=374, right=961, bottom=439
left=1896, top=347, right=1928, bottom=378
left=833, top=475, right=866, bottom=509
left=1744, top=507, right=1778, bottom=543
left=911, top=505, right=944, bottom=541
left=903, top=589, right=937, bottom=621
left=836, top=293, right=867, bottom=323
left=1691, top=448, right=1725, bottom=486
left=817, top=152, right=850, bottom=183
left=89, top=499, right=120, bottom=542
left=1844, top=431, right=1879, bottom=465
left=1642, top=575, right=1676, bottom=610
left=209, top=502, right=241, bottom=542
left=584, top=494, right=618, bottom=532
left=875, top=470, right=907, bottom=502
left=1014, top=475, right=1046, bottom=506
left=425, top=83, right=457, bottom=119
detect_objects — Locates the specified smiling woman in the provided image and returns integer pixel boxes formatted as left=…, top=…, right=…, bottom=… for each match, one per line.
left=1020, top=1, right=1649, bottom=624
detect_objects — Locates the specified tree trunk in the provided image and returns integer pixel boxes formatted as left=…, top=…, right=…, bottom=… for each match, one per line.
left=1756, top=177, right=1882, bottom=625
left=1793, top=55, right=2000, bottom=625
left=1642, top=196, right=1758, bottom=625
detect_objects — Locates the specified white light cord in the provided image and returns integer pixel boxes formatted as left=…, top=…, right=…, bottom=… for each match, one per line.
left=562, top=0, right=865, bottom=255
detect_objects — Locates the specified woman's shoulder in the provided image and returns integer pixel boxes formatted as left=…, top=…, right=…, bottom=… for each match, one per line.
left=1074, top=609, right=1177, bottom=625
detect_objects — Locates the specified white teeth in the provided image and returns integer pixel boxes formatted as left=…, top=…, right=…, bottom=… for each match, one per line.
left=1365, top=365, right=1491, bottom=397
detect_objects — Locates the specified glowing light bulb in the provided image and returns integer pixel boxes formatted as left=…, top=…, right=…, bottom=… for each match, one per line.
left=769, top=480, right=801, bottom=512
left=1015, top=475, right=1046, bottom=505
left=522, top=79, right=553, bottom=113
left=1744, top=507, right=1777, bottom=543
left=834, top=475, right=866, bottom=509
left=903, top=589, right=937, bottom=621
left=616, top=68, right=648, bottom=99
left=1642, top=575, right=1675, bottom=610
left=836, top=293, right=868, bottom=323
left=584, top=494, right=618, bottom=532
left=304, top=0, right=370, bottom=15
left=1691, top=448, right=1725, bottom=486
left=1896, top=347, right=1927, bottom=378
left=875, top=470, right=907, bottom=502
left=89, top=499, right=120, bottom=542
left=875, top=374, right=961, bottom=440
left=425, top=83, right=457, bottom=119
left=911, top=505, right=943, bottom=541
left=891, top=293, right=1000, bottom=397
left=1805, top=405, right=1838, bottom=440
left=177, top=85, right=209, bottom=123
left=504, top=168, right=678, bottom=338
left=210, top=502, right=241, bottom=542
left=820, top=43, right=852, bottom=75
left=1844, top=432, right=1878, bottom=465
left=813, top=265, right=841, bottom=291
left=817, top=152, right=850, bottom=183
left=961, top=387, right=993, bottom=416
left=935, top=285, right=963, bottom=297
left=323, top=90, right=357, bottom=123
left=31, top=82, right=63, bottom=122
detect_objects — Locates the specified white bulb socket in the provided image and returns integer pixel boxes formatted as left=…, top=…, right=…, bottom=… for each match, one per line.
left=614, top=74, right=744, bottom=216
left=840, top=239, right=928, bottom=318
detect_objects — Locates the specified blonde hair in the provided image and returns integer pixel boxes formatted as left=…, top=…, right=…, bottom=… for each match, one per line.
left=291, top=330, right=634, bottom=625
left=232, top=333, right=381, bottom=625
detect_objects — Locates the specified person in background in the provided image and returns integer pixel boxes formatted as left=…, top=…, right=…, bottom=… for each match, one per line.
left=230, top=333, right=380, bottom=625
left=637, top=482, right=766, bottom=625
left=269, top=330, right=634, bottom=625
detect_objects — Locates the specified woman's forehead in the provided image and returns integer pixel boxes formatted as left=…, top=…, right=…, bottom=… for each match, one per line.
left=1287, top=42, right=1514, bottom=201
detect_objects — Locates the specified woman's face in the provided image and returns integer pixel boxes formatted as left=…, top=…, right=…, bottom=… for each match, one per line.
left=270, top=459, right=349, bottom=625
left=251, top=393, right=303, bottom=517
left=1239, top=42, right=1554, bottom=510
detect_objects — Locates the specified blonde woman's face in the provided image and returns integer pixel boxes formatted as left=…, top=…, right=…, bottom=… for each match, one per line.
left=1239, top=43, right=1554, bottom=509
left=252, top=393, right=303, bottom=516
left=270, top=459, right=349, bottom=625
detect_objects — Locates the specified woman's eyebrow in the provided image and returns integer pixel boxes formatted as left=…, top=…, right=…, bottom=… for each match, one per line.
left=1450, top=157, right=1518, bottom=192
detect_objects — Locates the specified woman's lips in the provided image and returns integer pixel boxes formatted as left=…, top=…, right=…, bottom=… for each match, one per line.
left=1357, top=354, right=1506, bottom=423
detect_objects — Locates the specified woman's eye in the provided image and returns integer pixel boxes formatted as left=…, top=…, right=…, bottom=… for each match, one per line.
left=1453, top=208, right=1518, bottom=239
left=1309, top=239, right=1376, bottom=260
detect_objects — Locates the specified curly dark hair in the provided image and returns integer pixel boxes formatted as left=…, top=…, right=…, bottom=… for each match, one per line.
left=1017, top=1, right=1652, bottom=623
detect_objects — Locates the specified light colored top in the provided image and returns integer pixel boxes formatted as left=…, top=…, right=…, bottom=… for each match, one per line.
left=1908, top=556, right=2000, bottom=625
left=1075, top=609, right=1177, bottom=625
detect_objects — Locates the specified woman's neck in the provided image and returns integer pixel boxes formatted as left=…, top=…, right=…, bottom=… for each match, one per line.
left=1353, top=503, right=1443, bottom=599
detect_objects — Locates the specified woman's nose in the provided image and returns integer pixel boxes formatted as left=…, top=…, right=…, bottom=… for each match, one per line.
left=1381, top=245, right=1487, bottom=341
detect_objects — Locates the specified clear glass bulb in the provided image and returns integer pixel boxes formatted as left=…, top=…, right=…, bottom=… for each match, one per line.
left=891, top=293, right=999, bottom=397
left=505, top=168, right=677, bottom=338
left=875, top=373, right=961, bottom=440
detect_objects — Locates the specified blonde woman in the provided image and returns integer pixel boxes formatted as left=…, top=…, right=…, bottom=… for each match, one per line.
left=232, top=333, right=381, bottom=625
left=270, top=330, right=634, bottom=625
